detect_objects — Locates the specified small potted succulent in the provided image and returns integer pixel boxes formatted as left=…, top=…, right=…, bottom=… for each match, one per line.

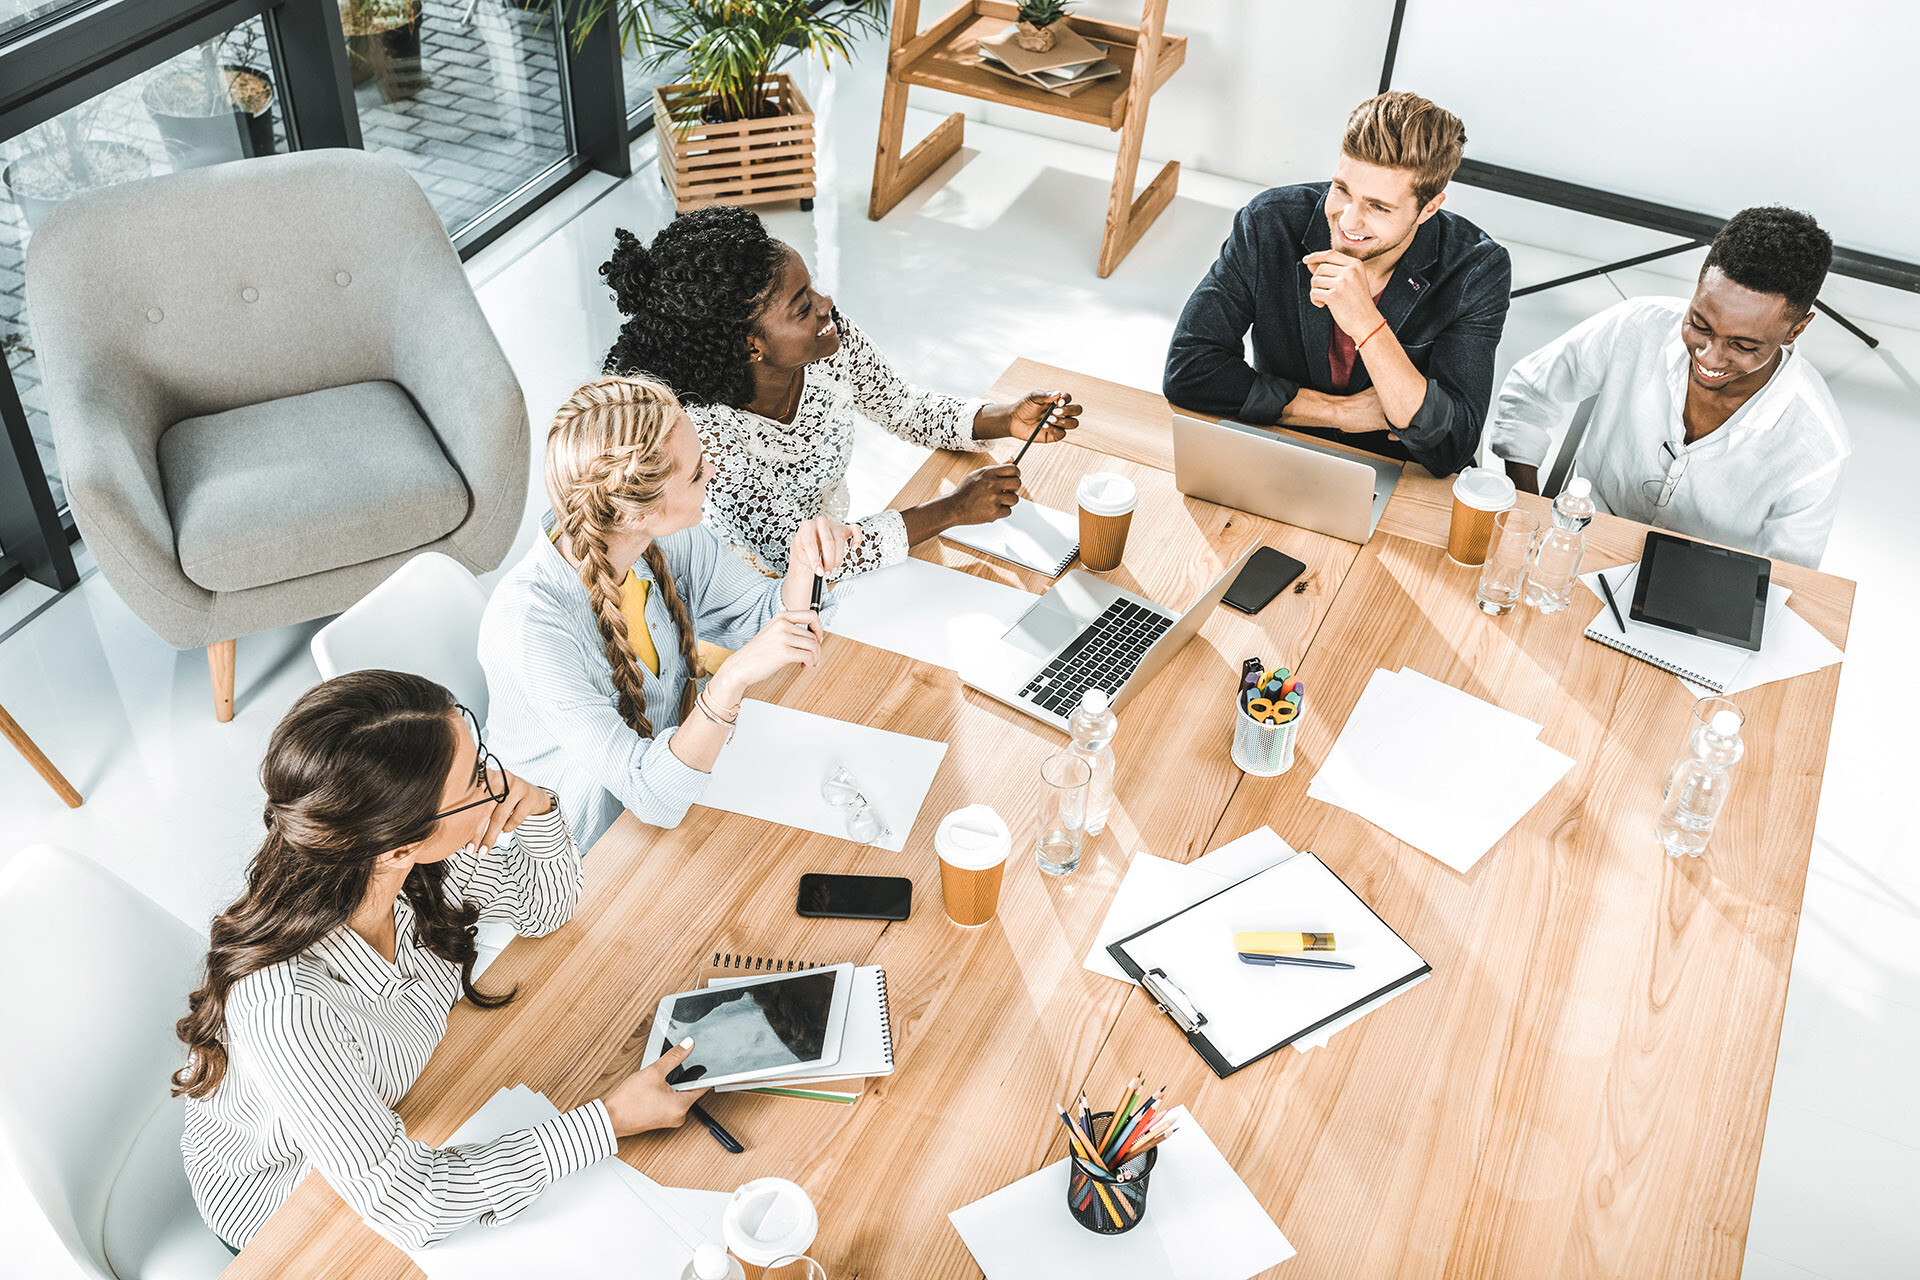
left=1015, top=0, right=1072, bottom=51
left=141, top=39, right=277, bottom=170
left=339, top=0, right=428, bottom=103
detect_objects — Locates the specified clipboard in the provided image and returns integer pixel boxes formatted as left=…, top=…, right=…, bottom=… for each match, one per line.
left=1107, top=852, right=1431, bottom=1078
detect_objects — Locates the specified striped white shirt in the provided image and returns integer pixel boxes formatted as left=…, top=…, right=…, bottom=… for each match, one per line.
left=182, top=806, right=613, bottom=1250
left=478, top=522, right=808, bottom=851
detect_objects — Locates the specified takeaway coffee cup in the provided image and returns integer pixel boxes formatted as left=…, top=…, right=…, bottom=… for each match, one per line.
left=934, top=804, right=1012, bottom=927
left=1077, top=472, right=1138, bottom=572
left=1448, top=467, right=1517, bottom=567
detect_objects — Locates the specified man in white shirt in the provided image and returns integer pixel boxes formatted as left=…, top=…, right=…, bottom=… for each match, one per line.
left=1489, top=206, right=1849, bottom=568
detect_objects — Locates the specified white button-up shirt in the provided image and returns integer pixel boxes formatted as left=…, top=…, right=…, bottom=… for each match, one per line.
left=1488, top=296, right=1850, bottom=568
left=183, top=808, right=613, bottom=1250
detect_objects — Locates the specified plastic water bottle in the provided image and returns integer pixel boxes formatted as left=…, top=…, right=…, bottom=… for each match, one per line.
left=1654, top=709, right=1745, bottom=857
left=1524, top=477, right=1596, bottom=614
left=1066, top=688, right=1118, bottom=836
left=680, top=1242, right=745, bottom=1280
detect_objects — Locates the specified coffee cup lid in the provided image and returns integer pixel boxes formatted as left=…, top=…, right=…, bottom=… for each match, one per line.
left=1076, top=472, right=1138, bottom=516
left=1453, top=466, right=1516, bottom=512
left=935, top=804, right=1012, bottom=869
left=722, top=1177, right=818, bottom=1267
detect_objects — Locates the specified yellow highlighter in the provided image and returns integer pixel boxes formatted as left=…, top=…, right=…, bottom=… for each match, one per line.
left=1234, top=931, right=1336, bottom=954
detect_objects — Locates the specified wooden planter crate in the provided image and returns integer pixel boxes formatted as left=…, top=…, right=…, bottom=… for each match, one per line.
left=653, top=74, right=816, bottom=213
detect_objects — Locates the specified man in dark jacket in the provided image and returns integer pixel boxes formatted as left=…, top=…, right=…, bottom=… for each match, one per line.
left=1164, top=92, right=1512, bottom=477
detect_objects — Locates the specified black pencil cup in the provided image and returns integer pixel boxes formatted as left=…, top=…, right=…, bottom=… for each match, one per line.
left=1065, top=1112, right=1159, bottom=1234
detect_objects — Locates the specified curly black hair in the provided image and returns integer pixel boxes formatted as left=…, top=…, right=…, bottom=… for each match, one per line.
left=1702, top=206, right=1832, bottom=316
left=600, top=205, right=783, bottom=408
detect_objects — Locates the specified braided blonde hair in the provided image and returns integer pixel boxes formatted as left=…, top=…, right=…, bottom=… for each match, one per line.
left=546, top=376, right=705, bottom=740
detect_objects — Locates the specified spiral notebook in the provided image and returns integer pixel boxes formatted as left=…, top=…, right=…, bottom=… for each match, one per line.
left=941, top=499, right=1080, bottom=577
left=1582, top=564, right=1787, bottom=693
left=700, top=955, right=894, bottom=1102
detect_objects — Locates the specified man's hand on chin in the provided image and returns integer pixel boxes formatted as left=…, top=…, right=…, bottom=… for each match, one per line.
left=1302, top=249, right=1384, bottom=341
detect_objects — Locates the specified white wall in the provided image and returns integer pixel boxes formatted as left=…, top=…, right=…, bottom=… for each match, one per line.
left=919, top=0, right=1401, bottom=193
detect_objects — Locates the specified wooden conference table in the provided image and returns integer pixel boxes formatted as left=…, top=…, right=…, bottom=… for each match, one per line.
left=227, top=361, right=1854, bottom=1280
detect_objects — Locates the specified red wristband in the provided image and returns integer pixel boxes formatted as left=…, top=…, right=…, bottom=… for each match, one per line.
left=1357, top=318, right=1389, bottom=349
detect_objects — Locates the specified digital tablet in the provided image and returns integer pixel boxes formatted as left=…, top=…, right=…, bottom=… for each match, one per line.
left=1628, top=531, right=1770, bottom=652
left=642, top=963, right=853, bottom=1091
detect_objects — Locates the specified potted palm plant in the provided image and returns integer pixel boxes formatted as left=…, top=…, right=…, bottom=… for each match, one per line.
left=141, top=38, right=277, bottom=170
left=567, top=0, right=887, bottom=212
left=340, top=0, right=428, bottom=103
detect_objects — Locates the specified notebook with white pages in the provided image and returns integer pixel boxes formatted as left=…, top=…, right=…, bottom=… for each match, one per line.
left=1583, top=564, right=1789, bottom=692
left=941, top=499, right=1080, bottom=577
left=701, top=958, right=894, bottom=1098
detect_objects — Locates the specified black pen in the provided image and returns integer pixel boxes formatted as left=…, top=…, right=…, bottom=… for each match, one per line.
left=689, top=1102, right=744, bottom=1153
left=809, top=572, right=825, bottom=612
left=1237, top=951, right=1356, bottom=970
left=1011, top=393, right=1066, bottom=466
left=1596, top=568, right=1627, bottom=634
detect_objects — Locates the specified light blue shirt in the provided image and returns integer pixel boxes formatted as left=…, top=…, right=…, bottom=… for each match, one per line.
left=478, top=523, right=801, bottom=850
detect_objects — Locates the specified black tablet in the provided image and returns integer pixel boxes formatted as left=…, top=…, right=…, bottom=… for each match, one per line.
left=1628, top=531, right=1770, bottom=652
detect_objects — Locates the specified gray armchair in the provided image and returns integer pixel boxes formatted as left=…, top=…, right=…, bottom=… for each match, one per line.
left=24, top=149, right=527, bottom=720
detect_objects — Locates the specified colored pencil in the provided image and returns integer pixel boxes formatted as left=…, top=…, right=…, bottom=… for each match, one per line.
left=1107, top=1088, right=1163, bottom=1161
left=1115, top=1111, right=1177, bottom=1165
left=1097, top=1075, right=1141, bottom=1152
left=1057, top=1105, right=1127, bottom=1226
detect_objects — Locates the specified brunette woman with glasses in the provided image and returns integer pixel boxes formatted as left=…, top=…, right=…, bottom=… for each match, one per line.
left=175, top=670, right=708, bottom=1252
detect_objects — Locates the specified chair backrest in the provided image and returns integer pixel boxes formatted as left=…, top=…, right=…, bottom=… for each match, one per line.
left=1542, top=395, right=1598, bottom=500
left=311, top=552, right=493, bottom=719
left=24, top=148, right=464, bottom=444
left=0, top=847, right=207, bottom=1280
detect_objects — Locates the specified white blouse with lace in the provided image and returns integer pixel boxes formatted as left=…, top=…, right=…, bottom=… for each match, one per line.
left=688, top=318, right=987, bottom=577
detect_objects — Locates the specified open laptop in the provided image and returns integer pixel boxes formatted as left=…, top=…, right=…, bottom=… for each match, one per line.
left=1172, top=414, right=1402, bottom=543
left=961, top=549, right=1255, bottom=732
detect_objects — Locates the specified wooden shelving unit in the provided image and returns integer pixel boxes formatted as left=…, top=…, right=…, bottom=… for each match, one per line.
left=868, top=0, right=1187, bottom=277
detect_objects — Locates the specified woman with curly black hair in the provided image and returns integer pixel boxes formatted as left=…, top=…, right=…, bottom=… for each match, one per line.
left=600, top=206, right=1083, bottom=577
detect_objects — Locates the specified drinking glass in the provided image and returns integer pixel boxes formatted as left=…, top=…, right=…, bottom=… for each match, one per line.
left=1476, top=509, right=1540, bottom=616
left=1035, top=753, right=1091, bottom=876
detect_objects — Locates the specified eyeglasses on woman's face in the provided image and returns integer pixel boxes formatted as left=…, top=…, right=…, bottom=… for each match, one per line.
left=433, top=704, right=509, bottom=821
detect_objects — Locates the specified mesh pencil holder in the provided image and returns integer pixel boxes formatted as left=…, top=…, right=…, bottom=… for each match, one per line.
left=1231, top=700, right=1302, bottom=777
left=1066, top=1112, right=1159, bottom=1234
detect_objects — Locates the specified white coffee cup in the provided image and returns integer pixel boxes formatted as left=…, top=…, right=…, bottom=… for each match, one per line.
left=722, top=1177, right=818, bottom=1269
left=1076, top=472, right=1138, bottom=572
left=934, top=804, right=1012, bottom=927
left=1448, top=466, right=1517, bottom=567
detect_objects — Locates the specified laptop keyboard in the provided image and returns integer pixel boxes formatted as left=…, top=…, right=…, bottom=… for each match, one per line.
left=1019, top=599, right=1174, bottom=718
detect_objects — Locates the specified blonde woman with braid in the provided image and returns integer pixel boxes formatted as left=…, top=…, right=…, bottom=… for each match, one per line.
left=479, top=376, right=855, bottom=850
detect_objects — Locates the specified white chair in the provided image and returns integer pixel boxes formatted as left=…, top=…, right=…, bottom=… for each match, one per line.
left=0, top=846, right=229, bottom=1280
left=311, top=551, right=493, bottom=719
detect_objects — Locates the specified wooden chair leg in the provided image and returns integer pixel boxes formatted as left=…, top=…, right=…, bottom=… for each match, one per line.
left=209, top=639, right=236, bottom=723
left=0, top=702, right=83, bottom=808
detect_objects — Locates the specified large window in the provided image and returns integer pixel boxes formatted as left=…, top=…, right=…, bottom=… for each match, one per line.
left=1, top=14, right=285, bottom=519
left=348, top=0, right=571, bottom=233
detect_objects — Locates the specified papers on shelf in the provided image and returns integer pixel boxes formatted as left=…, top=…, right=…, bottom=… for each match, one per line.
left=1308, top=668, right=1575, bottom=873
left=827, top=558, right=1039, bottom=671
left=948, top=1106, right=1295, bottom=1280
left=1579, top=567, right=1845, bottom=697
left=410, top=1087, right=730, bottom=1280
left=1083, top=829, right=1416, bottom=1053
left=697, top=700, right=948, bottom=853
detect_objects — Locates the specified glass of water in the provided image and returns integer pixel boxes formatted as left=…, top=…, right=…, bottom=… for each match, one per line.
left=1476, top=509, right=1540, bottom=616
left=1035, top=753, right=1092, bottom=877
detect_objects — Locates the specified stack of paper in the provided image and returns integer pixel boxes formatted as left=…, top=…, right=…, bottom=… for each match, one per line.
left=1579, top=567, right=1844, bottom=696
left=1083, top=828, right=1424, bottom=1051
left=696, top=700, right=948, bottom=852
left=976, top=26, right=1122, bottom=98
left=827, top=558, right=1038, bottom=671
left=408, top=1087, right=730, bottom=1279
left=942, top=498, right=1081, bottom=577
left=1308, top=669, right=1575, bottom=873
left=948, top=1106, right=1295, bottom=1279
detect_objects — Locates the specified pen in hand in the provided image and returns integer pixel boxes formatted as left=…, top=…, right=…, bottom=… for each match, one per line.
left=1011, top=393, right=1068, bottom=467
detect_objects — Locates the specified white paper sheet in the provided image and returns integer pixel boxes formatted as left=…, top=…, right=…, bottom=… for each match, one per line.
left=1082, top=830, right=1297, bottom=983
left=941, top=498, right=1081, bottom=576
left=1308, top=668, right=1575, bottom=873
left=948, top=1107, right=1294, bottom=1280
left=696, top=699, right=948, bottom=852
left=1678, top=598, right=1846, bottom=697
left=414, top=1088, right=730, bottom=1280
left=1581, top=565, right=1796, bottom=693
left=826, top=558, right=1039, bottom=671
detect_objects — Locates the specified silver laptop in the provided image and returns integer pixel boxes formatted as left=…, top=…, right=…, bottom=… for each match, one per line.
left=961, top=549, right=1255, bottom=731
left=1171, top=414, right=1402, bottom=543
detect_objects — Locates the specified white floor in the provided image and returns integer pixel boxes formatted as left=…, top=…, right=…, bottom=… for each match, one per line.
left=3, top=44, right=1915, bottom=1280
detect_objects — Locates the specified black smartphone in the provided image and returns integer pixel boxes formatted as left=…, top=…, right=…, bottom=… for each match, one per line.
left=1221, top=546, right=1307, bottom=614
left=796, top=873, right=912, bottom=921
